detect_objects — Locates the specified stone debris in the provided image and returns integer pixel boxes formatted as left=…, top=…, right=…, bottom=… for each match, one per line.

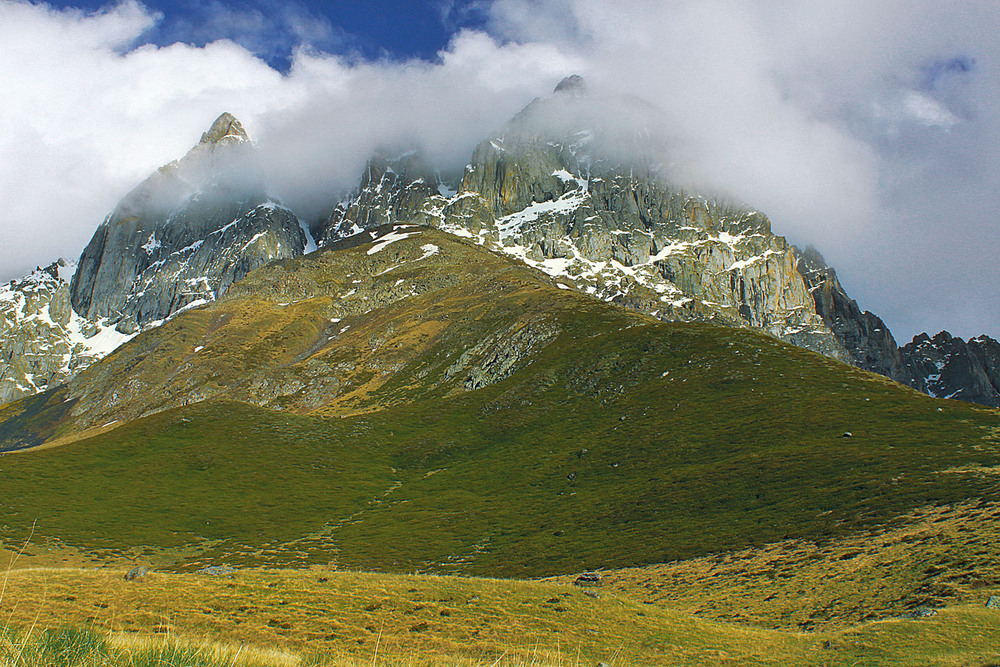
left=574, top=572, right=602, bottom=587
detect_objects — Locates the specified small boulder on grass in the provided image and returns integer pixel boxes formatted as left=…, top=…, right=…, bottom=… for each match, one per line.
left=124, top=566, right=149, bottom=581
left=987, top=596, right=1000, bottom=609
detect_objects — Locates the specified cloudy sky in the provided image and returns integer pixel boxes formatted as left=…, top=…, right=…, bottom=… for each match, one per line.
left=1, top=0, right=998, bottom=343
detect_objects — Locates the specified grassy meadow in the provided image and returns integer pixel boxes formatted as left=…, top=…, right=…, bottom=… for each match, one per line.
left=0, top=230, right=998, bottom=664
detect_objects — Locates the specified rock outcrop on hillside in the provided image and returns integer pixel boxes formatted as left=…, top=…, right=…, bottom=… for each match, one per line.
left=900, top=332, right=1000, bottom=406
left=0, top=260, right=132, bottom=405
left=71, top=113, right=307, bottom=331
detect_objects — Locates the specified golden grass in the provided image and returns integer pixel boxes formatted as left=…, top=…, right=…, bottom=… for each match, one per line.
left=0, top=565, right=817, bottom=666
left=550, top=500, right=1000, bottom=631
left=0, top=548, right=998, bottom=665
left=108, top=632, right=303, bottom=666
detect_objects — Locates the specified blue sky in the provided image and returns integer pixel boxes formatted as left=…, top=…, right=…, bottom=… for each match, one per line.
left=2, top=0, right=1000, bottom=341
left=44, top=0, right=490, bottom=69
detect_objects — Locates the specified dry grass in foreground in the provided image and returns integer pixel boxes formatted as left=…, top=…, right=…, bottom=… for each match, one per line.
left=0, top=563, right=998, bottom=666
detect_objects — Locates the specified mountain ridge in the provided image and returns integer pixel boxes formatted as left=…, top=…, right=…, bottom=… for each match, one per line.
left=1, top=82, right=999, bottom=409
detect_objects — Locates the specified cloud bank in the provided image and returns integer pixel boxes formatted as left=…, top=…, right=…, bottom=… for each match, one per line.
left=1, top=0, right=999, bottom=342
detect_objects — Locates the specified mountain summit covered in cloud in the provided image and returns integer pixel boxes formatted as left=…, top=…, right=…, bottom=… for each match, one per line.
left=2, top=1, right=1000, bottom=345
left=71, top=112, right=307, bottom=331
left=0, top=113, right=308, bottom=404
left=5, top=78, right=999, bottom=409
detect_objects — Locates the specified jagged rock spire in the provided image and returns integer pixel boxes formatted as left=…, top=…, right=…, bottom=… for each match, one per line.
left=70, top=110, right=304, bottom=330
left=554, top=75, right=586, bottom=95
left=200, top=113, right=248, bottom=145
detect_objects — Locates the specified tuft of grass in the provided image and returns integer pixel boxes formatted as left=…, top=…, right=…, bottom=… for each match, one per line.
left=0, top=624, right=303, bottom=666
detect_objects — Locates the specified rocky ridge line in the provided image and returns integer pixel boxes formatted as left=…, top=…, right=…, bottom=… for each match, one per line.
left=0, top=260, right=134, bottom=405
left=796, top=246, right=1000, bottom=407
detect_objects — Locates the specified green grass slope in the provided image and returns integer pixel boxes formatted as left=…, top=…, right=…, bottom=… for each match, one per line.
left=0, top=227, right=997, bottom=578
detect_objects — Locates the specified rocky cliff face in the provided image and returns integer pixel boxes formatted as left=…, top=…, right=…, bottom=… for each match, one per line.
left=796, top=246, right=1000, bottom=407
left=0, top=260, right=134, bottom=405
left=0, top=114, right=308, bottom=406
left=314, top=77, right=849, bottom=361
left=900, top=332, right=1000, bottom=406
left=71, top=113, right=307, bottom=331
left=316, top=151, right=445, bottom=246
left=795, top=247, right=909, bottom=383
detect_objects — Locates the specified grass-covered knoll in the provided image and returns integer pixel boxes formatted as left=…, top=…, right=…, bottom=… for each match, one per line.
left=553, top=500, right=1000, bottom=631
left=0, top=224, right=997, bottom=576
left=0, top=566, right=998, bottom=666
left=10, top=226, right=603, bottom=441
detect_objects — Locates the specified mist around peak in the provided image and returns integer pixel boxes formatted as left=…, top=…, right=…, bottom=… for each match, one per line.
left=1, top=0, right=999, bottom=340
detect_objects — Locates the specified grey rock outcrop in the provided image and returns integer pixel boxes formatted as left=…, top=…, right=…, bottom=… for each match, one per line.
left=900, top=332, right=1000, bottom=406
left=0, top=260, right=129, bottom=405
left=71, top=113, right=306, bottom=329
left=795, top=246, right=908, bottom=383
left=316, top=151, right=445, bottom=246
left=796, top=246, right=1000, bottom=407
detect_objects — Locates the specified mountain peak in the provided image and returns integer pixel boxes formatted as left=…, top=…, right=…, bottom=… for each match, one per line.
left=200, top=113, right=248, bottom=145
left=554, top=75, right=587, bottom=95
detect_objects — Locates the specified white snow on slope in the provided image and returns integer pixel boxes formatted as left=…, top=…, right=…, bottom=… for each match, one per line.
left=367, top=227, right=421, bottom=254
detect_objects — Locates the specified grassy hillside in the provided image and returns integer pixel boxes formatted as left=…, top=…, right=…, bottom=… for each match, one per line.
left=553, top=500, right=1000, bottom=630
left=0, top=225, right=999, bottom=664
left=0, top=230, right=996, bottom=577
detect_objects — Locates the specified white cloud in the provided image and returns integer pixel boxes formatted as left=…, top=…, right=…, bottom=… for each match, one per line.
left=487, top=0, right=1000, bottom=341
left=0, top=0, right=574, bottom=280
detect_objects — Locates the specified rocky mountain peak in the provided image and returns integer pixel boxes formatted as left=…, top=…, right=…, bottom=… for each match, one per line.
left=70, top=113, right=305, bottom=331
left=554, top=75, right=587, bottom=95
left=900, top=330, right=1000, bottom=406
left=199, top=112, right=249, bottom=146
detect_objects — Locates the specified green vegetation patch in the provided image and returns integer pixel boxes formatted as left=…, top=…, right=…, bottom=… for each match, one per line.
left=0, top=314, right=997, bottom=577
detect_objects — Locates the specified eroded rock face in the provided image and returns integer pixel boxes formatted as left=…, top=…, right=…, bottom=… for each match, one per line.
left=316, top=151, right=445, bottom=245
left=900, top=332, right=1000, bottom=407
left=0, top=261, right=132, bottom=405
left=796, top=246, right=908, bottom=383
left=795, top=247, right=1000, bottom=407
left=315, top=78, right=848, bottom=361
left=71, top=113, right=306, bottom=330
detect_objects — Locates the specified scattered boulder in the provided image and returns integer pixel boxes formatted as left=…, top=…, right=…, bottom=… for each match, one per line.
left=987, top=596, right=1000, bottom=609
left=897, top=607, right=937, bottom=619
left=123, top=566, right=149, bottom=581
left=574, top=572, right=601, bottom=587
